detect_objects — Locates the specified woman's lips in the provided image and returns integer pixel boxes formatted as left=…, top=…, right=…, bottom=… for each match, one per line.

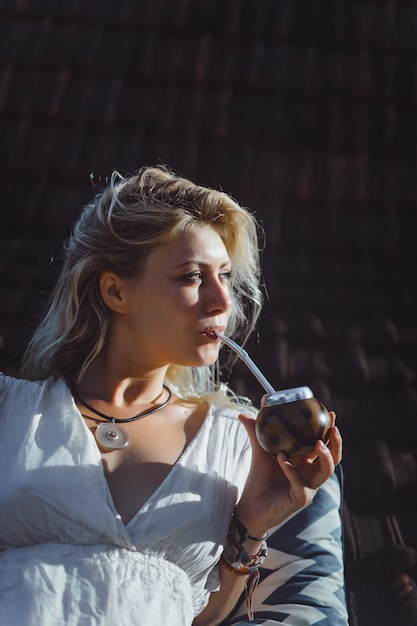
left=201, top=327, right=224, bottom=340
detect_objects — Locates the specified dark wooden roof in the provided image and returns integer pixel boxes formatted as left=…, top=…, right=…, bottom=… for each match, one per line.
left=1, top=1, right=417, bottom=622
left=2, top=0, right=416, bottom=402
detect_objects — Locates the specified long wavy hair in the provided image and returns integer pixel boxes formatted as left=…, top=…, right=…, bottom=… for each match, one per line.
left=21, top=165, right=263, bottom=403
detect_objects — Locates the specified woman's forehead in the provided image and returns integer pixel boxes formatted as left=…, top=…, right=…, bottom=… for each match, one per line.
left=148, top=225, right=232, bottom=269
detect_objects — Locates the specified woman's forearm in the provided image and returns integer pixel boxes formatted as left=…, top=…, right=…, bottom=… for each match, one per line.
left=192, top=539, right=263, bottom=626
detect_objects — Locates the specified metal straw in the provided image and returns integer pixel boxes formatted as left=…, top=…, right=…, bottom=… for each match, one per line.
left=215, top=331, right=276, bottom=394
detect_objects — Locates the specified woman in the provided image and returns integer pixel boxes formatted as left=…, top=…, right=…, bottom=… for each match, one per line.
left=0, top=166, right=342, bottom=625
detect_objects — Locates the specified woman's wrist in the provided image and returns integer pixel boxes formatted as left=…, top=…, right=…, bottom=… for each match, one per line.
left=232, top=504, right=269, bottom=543
left=220, top=509, right=268, bottom=575
left=220, top=509, right=269, bottom=621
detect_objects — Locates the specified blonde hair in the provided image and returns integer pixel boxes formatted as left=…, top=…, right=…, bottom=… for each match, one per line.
left=21, top=166, right=263, bottom=403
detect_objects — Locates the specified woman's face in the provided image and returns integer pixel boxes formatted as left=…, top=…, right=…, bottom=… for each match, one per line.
left=112, top=225, right=232, bottom=370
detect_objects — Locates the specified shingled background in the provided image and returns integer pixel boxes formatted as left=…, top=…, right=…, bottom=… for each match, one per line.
left=1, top=1, right=417, bottom=624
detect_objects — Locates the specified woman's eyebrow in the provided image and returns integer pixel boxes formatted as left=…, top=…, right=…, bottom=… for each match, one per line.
left=171, top=259, right=231, bottom=270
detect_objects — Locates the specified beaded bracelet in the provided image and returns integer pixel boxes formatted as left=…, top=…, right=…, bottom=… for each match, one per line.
left=221, top=539, right=268, bottom=575
left=220, top=512, right=269, bottom=620
left=221, top=511, right=268, bottom=575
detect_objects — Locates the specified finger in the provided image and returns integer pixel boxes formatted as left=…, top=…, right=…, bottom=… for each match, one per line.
left=238, top=413, right=268, bottom=452
left=238, top=413, right=257, bottom=443
left=315, top=435, right=343, bottom=479
left=295, top=439, right=335, bottom=489
left=326, top=425, right=343, bottom=466
left=276, top=453, right=314, bottom=506
left=239, top=413, right=280, bottom=465
left=291, top=412, right=337, bottom=465
left=284, top=427, right=342, bottom=493
left=288, top=411, right=337, bottom=465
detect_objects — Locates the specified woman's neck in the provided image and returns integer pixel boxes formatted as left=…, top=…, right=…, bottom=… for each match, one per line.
left=75, top=353, right=169, bottom=409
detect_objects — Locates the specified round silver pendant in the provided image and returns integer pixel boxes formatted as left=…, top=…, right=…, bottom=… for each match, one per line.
left=95, top=422, right=129, bottom=450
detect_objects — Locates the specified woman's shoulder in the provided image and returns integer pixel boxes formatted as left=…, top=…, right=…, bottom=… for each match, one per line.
left=210, top=399, right=257, bottom=420
left=208, top=400, right=256, bottom=444
left=0, top=373, right=62, bottom=409
left=0, top=371, right=42, bottom=389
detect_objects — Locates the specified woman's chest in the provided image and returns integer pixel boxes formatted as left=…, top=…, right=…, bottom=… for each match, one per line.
left=83, top=402, right=208, bottom=524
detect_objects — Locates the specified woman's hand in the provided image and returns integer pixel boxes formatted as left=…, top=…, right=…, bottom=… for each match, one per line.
left=235, top=411, right=342, bottom=538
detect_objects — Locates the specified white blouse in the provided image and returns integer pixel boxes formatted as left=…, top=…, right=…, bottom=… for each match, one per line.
left=0, top=374, right=252, bottom=625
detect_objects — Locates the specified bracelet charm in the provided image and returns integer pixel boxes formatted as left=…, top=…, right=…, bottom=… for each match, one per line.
left=221, top=539, right=268, bottom=575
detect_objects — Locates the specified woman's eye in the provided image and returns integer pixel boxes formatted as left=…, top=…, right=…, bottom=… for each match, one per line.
left=220, top=271, right=232, bottom=283
left=181, top=271, right=202, bottom=282
left=179, top=270, right=232, bottom=284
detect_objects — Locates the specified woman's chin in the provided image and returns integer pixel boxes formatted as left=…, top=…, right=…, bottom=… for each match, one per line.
left=192, top=346, right=220, bottom=367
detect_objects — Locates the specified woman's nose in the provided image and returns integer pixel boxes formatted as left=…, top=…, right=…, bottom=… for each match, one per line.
left=204, top=279, right=231, bottom=314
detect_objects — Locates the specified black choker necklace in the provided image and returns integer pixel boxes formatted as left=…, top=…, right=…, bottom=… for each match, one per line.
left=71, top=383, right=172, bottom=450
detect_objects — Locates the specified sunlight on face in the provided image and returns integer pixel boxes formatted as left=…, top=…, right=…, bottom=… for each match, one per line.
left=118, top=225, right=233, bottom=370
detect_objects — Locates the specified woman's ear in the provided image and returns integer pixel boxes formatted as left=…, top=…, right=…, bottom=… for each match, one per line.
left=99, top=272, right=128, bottom=314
